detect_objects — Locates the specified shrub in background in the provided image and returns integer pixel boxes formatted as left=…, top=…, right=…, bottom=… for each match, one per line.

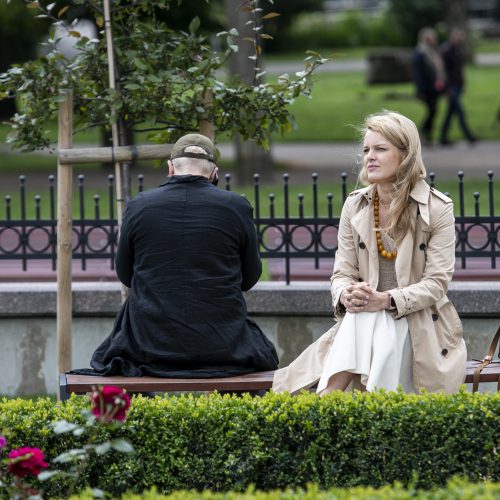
left=280, top=10, right=405, bottom=52
left=0, top=389, right=498, bottom=497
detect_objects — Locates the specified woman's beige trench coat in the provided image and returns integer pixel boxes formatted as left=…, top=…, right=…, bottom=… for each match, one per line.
left=273, top=180, right=466, bottom=394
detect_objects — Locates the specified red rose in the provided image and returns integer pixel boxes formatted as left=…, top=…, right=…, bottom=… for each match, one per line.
left=90, top=385, right=131, bottom=422
left=7, top=447, right=48, bottom=478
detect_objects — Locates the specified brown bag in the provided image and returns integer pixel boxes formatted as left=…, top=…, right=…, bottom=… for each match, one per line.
left=471, top=325, right=500, bottom=393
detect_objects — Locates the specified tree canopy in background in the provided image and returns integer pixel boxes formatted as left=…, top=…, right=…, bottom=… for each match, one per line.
left=0, top=0, right=49, bottom=117
left=0, top=0, right=325, bottom=152
left=388, top=0, right=445, bottom=45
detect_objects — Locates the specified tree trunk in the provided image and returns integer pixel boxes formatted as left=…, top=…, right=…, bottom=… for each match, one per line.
left=224, top=0, right=274, bottom=185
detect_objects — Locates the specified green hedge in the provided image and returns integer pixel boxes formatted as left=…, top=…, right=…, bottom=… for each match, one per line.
left=73, top=478, right=500, bottom=499
left=0, top=390, right=499, bottom=497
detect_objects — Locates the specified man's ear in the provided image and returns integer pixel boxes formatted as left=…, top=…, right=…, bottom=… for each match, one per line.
left=168, top=160, right=175, bottom=176
left=209, top=166, right=218, bottom=181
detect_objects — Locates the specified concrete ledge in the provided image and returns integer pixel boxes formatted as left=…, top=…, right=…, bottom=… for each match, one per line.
left=0, top=281, right=499, bottom=318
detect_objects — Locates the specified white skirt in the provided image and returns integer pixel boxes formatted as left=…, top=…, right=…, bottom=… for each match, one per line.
left=316, top=310, right=412, bottom=393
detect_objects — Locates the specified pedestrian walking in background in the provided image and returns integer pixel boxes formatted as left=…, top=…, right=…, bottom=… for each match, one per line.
left=412, top=27, right=446, bottom=146
left=439, top=28, right=478, bottom=146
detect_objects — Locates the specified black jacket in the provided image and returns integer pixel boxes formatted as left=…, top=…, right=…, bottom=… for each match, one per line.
left=88, top=175, right=278, bottom=377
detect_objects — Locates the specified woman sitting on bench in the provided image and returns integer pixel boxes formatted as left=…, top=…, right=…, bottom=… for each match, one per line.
left=273, top=111, right=466, bottom=395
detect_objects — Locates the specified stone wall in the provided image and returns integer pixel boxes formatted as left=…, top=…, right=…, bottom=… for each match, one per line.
left=0, top=281, right=498, bottom=396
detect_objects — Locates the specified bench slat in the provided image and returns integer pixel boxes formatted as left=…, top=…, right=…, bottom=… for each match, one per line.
left=61, top=371, right=275, bottom=400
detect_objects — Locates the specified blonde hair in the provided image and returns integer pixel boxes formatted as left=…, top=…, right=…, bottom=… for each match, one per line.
left=358, top=110, right=427, bottom=244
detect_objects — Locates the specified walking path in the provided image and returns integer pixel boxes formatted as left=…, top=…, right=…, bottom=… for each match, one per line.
left=266, top=52, right=500, bottom=74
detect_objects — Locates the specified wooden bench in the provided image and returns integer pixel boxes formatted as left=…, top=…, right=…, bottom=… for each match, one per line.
left=58, top=360, right=499, bottom=400
left=59, top=371, right=276, bottom=401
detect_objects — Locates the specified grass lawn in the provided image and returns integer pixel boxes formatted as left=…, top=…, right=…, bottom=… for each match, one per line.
left=273, top=65, right=500, bottom=142
left=1, top=57, right=498, bottom=149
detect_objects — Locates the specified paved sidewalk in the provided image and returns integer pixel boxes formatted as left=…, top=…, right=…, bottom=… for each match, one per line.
left=266, top=52, right=500, bottom=75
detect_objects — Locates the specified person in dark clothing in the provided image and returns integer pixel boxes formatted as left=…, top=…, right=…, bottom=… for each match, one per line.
left=84, top=133, right=278, bottom=377
left=439, top=28, right=477, bottom=146
left=412, top=27, right=445, bottom=145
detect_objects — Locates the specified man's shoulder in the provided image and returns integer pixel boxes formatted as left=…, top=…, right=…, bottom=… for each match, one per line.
left=127, top=186, right=163, bottom=206
left=210, top=186, right=253, bottom=208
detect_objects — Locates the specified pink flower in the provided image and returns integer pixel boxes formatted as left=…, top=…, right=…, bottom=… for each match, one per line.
left=90, top=385, right=131, bottom=422
left=0, top=435, right=7, bottom=450
left=7, top=447, right=48, bottom=478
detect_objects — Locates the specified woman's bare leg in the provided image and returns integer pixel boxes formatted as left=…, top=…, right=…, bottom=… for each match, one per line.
left=318, top=371, right=355, bottom=396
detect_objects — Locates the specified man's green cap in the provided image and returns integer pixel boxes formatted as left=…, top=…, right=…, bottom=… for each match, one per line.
left=170, top=133, right=217, bottom=163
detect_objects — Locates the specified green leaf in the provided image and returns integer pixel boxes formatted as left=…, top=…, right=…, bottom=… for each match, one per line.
left=95, top=442, right=111, bottom=455
left=134, top=59, right=148, bottom=70
left=189, top=16, right=200, bottom=35
left=53, top=420, right=80, bottom=434
left=38, top=470, right=61, bottom=481
left=125, top=83, right=142, bottom=90
left=110, top=439, right=134, bottom=453
left=58, top=6, right=70, bottom=18
left=262, top=12, right=280, bottom=20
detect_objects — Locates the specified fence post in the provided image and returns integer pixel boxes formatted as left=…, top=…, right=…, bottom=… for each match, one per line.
left=57, top=91, right=73, bottom=394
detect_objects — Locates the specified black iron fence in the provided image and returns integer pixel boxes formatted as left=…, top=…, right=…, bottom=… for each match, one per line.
left=0, top=171, right=498, bottom=283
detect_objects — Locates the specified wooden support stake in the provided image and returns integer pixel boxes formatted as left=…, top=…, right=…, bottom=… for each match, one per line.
left=58, top=144, right=171, bottom=164
left=198, top=89, right=214, bottom=140
left=103, top=0, right=124, bottom=229
left=56, top=91, right=73, bottom=394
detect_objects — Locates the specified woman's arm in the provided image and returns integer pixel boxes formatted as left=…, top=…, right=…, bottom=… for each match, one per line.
left=330, top=198, right=361, bottom=317
left=389, top=201, right=455, bottom=318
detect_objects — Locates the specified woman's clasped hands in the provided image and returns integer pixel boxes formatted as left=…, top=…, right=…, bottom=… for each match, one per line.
left=341, top=281, right=390, bottom=314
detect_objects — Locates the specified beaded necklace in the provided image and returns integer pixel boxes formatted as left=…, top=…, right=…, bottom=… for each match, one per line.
left=374, top=191, right=397, bottom=260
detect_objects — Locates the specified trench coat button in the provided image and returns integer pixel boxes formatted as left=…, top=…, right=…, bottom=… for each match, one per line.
left=419, top=243, right=426, bottom=250
left=432, top=313, right=438, bottom=321
left=359, top=242, right=366, bottom=249
left=441, top=348, right=448, bottom=356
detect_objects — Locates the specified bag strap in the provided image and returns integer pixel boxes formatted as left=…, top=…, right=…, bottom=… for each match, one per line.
left=473, top=324, right=500, bottom=393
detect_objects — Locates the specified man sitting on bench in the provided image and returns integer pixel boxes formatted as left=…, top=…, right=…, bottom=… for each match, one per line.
left=76, top=133, right=278, bottom=378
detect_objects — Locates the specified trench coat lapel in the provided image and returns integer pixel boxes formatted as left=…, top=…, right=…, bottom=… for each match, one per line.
left=395, top=180, right=431, bottom=287
left=350, top=189, right=379, bottom=287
